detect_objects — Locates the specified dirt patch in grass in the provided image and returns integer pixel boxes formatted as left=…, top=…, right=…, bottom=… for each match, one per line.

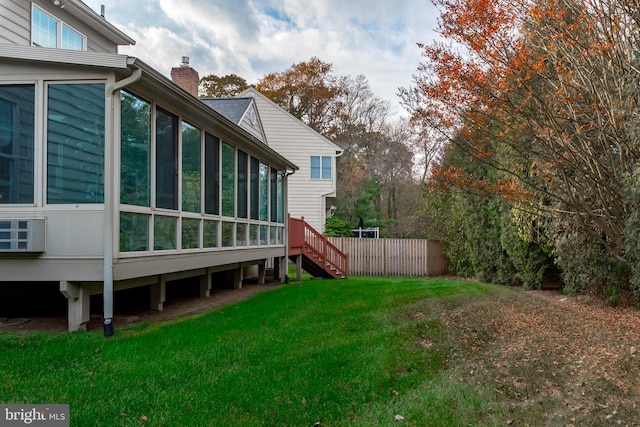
left=440, top=287, right=640, bottom=426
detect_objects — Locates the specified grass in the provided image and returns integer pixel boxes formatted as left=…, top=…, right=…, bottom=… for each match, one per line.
left=0, top=277, right=512, bottom=426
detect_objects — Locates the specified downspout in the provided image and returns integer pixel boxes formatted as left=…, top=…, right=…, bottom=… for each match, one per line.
left=319, top=148, right=344, bottom=230
left=103, top=65, right=142, bottom=337
left=283, top=169, right=295, bottom=284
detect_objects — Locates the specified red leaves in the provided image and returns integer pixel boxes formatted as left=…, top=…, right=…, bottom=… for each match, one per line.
left=430, top=165, right=529, bottom=202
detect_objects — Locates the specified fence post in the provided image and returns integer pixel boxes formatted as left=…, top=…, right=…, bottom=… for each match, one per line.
left=384, top=238, right=387, bottom=276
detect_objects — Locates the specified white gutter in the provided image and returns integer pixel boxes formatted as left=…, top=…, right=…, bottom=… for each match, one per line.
left=102, top=65, right=142, bottom=337
left=0, top=44, right=130, bottom=69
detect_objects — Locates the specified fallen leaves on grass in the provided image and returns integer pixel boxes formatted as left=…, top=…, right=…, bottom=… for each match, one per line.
left=441, top=289, right=640, bottom=425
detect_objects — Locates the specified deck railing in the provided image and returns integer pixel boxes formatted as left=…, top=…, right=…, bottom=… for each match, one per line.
left=288, top=215, right=348, bottom=278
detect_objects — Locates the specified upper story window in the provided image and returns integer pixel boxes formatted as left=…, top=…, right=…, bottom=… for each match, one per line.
left=32, top=5, right=86, bottom=50
left=310, top=155, right=332, bottom=180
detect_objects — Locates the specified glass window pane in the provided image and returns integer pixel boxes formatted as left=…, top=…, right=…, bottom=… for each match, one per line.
left=249, top=157, right=259, bottom=220
left=270, top=167, right=277, bottom=222
left=221, top=142, right=235, bottom=217
left=120, top=90, right=150, bottom=206
left=236, top=223, right=247, bottom=246
left=61, top=24, right=84, bottom=50
left=221, top=221, right=234, bottom=247
left=270, top=226, right=277, bottom=245
left=237, top=150, right=248, bottom=218
left=156, top=107, right=178, bottom=210
left=182, top=218, right=200, bottom=249
left=203, top=220, right=218, bottom=248
left=0, top=85, right=35, bottom=204
left=249, top=224, right=259, bottom=246
left=119, top=212, right=149, bottom=252
left=277, top=172, right=284, bottom=223
left=47, top=84, right=105, bottom=204
left=310, top=156, right=320, bottom=179
left=32, top=7, right=57, bottom=48
left=260, top=225, right=268, bottom=245
left=154, top=215, right=176, bottom=250
left=259, top=163, right=268, bottom=221
left=204, top=133, right=219, bottom=215
left=277, top=226, right=284, bottom=244
left=182, top=121, right=201, bottom=213
left=322, top=156, right=332, bottom=179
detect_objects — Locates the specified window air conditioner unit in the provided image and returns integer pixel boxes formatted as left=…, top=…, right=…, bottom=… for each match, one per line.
left=0, top=219, right=45, bottom=253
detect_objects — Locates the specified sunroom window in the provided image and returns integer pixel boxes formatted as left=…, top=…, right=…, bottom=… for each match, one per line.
left=156, top=107, right=178, bottom=210
left=181, top=121, right=201, bottom=213
left=204, top=133, right=220, bottom=215
left=0, top=85, right=35, bottom=204
left=120, top=91, right=151, bottom=207
left=237, top=150, right=248, bottom=219
left=47, top=83, right=105, bottom=204
left=259, top=163, right=268, bottom=221
left=221, top=142, right=235, bottom=217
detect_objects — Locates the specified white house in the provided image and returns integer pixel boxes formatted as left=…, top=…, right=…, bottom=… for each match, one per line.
left=0, top=0, right=297, bottom=333
left=238, top=87, right=343, bottom=233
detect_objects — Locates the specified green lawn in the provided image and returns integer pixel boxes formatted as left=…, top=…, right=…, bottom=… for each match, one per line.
left=0, top=277, right=509, bottom=426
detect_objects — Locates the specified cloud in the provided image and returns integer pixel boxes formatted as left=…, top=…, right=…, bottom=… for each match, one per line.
left=82, top=0, right=440, bottom=115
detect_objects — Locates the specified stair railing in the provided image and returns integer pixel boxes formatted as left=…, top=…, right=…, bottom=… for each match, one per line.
left=288, top=215, right=348, bottom=278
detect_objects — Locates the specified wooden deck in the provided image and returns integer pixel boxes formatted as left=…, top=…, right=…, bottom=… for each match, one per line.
left=288, top=215, right=348, bottom=279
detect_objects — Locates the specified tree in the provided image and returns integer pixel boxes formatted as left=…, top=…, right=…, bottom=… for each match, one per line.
left=324, top=216, right=352, bottom=237
left=256, top=58, right=423, bottom=237
left=402, top=0, right=640, bottom=297
left=199, top=74, right=248, bottom=98
left=256, top=57, right=345, bottom=135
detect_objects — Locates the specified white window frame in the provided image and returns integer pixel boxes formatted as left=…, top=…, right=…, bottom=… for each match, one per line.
left=31, top=4, right=87, bottom=51
left=310, top=155, right=332, bottom=180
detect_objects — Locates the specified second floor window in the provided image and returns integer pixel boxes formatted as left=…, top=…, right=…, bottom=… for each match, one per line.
left=310, top=155, right=332, bottom=179
left=32, top=5, right=86, bottom=50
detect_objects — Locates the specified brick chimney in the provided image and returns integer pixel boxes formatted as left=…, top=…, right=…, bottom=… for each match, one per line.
left=171, top=56, right=199, bottom=97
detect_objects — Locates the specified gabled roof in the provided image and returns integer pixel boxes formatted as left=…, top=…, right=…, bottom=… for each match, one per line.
left=238, top=87, right=344, bottom=155
left=201, top=96, right=268, bottom=145
left=200, top=98, right=253, bottom=124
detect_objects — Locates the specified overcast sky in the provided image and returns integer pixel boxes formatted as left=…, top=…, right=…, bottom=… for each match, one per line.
left=82, top=0, right=440, bottom=116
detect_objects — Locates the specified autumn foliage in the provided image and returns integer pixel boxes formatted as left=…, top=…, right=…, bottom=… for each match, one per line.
left=404, top=0, right=640, bottom=298
left=255, top=57, right=345, bottom=136
left=255, top=58, right=421, bottom=237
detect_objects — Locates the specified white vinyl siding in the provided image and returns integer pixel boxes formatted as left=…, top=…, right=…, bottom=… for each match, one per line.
left=238, top=104, right=267, bottom=143
left=0, top=0, right=31, bottom=45
left=0, top=0, right=119, bottom=53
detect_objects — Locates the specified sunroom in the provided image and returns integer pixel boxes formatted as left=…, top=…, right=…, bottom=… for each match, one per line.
left=0, top=47, right=297, bottom=333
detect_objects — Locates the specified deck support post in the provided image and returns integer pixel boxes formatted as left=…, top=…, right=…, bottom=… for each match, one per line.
left=233, top=267, right=243, bottom=290
left=257, top=261, right=266, bottom=285
left=150, top=277, right=166, bottom=311
left=200, top=272, right=211, bottom=297
left=295, top=254, right=302, bottom=282
left=273, top=257, right=281, bottom=282
left=60, top=281, right=90, bottom=332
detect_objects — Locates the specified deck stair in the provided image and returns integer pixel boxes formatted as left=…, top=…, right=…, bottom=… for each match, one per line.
left=288, top=215, right=348, bottom=279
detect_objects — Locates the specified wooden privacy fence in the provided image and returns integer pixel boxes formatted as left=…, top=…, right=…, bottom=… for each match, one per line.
left=327, top=237, right=447, bottom=277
